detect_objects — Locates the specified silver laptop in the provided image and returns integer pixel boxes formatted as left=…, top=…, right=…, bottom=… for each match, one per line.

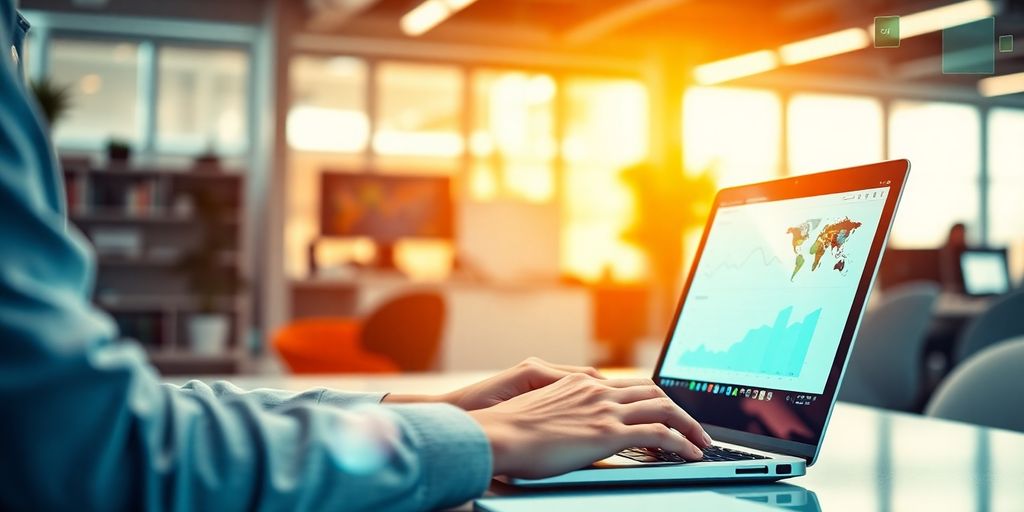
left=503, top=160, right=910, bottom=487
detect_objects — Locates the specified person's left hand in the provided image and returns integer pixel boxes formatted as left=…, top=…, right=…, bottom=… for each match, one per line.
left=383, top=357, right=604, bottom=410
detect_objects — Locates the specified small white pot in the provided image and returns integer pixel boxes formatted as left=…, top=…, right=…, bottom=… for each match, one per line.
left=187, top=314, right=230, bottom=355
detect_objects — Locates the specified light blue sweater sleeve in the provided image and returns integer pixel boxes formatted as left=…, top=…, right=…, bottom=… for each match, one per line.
left=0, top=6, right=492, bottom=511
left=168, top=379, right=388, bottom=409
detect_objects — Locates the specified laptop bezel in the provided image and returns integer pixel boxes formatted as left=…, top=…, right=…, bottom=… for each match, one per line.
left=651, top=159, right=910, bottom=464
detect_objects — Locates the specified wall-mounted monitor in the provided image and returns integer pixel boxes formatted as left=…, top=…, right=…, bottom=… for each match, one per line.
left=320, top=172, right=454, bottom=241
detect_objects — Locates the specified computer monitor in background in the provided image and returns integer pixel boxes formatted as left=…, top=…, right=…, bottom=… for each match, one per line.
left=960, top=249, right=1011, bottom=296
left=320, top=172, right=454, bottom=269
left=877, top=248, right=942, bottom=290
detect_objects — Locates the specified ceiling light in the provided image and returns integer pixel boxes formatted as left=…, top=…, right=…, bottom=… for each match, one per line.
left=873, top=0, right=997, bottom=41
left=444, top=0, right=478, bottom=9
left=779, top=28, right=870, bottom=65
left=978, top=72, right=1024, bottom=97
left=693, top=50, right=778, bottom=85
left=401, top=0, right=449, bottom=37
left=691, top=0, right=1000, bottom=85
left=400, top=0, right=479, bottom=37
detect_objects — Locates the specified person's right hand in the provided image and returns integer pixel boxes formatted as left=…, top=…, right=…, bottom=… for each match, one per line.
left=468, top=373, right=712, bottom=479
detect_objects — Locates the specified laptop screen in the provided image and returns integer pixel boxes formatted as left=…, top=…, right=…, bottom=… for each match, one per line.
left=960, top=250, right=1010, bottom=296
left=654, top=162, right=907, bottom=458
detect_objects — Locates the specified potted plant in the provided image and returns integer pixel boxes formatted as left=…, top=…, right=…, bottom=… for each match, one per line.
left=29, top=77, right=73, bottom=131
left=175, top=187, right=244, bottom=355
left=107, top=139, right=132, bottom=163
left=194, top=139, right=222, bottom=172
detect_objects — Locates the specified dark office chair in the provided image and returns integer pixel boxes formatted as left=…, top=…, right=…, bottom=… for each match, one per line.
left=274, top=291, right=446, bottom=373
left=927, top=336, right=1024, bottom=433
left=954, top=288, right=1024, bottom=364
left=839, top=282, right=940, bottom=411
left=361, top=292, right=446, bottom=372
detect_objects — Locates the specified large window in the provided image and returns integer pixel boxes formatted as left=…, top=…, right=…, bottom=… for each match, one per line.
left=286, top=56, right=371, bottom=278
left=681, top=87, right=782, bottom=277
left=46, top=36, right=252, bottom=157
left=50, top=38, right=141, bottom=149
left=787, top=93, right=884, bottom=175
left=470, top=70, right=557, bottom=202
left=987, top=109, right=1024, bottom=247
left=284, top=58, right=652, bottom=282
left=282, top=60, right=1022, bottom=283
left=287, top=58, right=469, bottom=279
left=287, top=56, right=369, bottom=155
left=157, top=46, right=249, bottom=155
left=683, top=87, right=782, bottom=187
left=563, top=77, right=649, bottom=282
left=374, top=62, right=463, bottom=173
left=889, top=101, right=981, bottom=247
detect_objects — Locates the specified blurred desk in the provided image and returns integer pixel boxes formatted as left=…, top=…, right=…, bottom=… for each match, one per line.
left=934, top=293, right=991, bottom=319
left=290, top=275, right=593, bottom=371
left=922, top=293, right=993, bottom=401
left=171, top=371, right=1024, bottom=512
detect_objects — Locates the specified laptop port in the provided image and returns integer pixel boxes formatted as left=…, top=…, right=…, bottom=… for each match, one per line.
left=776, top=464, right=792, bottom=475
left=735, top=466, right=769, bottom=475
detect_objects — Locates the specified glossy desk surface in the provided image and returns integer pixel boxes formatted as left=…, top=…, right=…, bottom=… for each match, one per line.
left=171, top=372, right=1024, bottom=512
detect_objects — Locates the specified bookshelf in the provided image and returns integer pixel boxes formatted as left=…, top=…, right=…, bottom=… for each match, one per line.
left=62, top=158, right=250, bottom=375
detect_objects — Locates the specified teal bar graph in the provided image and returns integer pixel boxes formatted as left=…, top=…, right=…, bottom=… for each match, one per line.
left=678, top=306, right=821, bottom=377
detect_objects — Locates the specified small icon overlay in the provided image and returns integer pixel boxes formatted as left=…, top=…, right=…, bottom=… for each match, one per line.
left=1000, top=35, right=1014, bottom=53
left=874, top=16, right=901, bottom=48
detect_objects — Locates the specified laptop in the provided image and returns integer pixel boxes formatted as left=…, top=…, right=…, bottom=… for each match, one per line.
left=502, top=159, right=910, bottom=487
left=960, top=249, right=1012, bottom=296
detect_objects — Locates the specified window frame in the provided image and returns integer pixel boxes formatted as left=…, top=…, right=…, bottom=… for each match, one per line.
left=25, top=11, right=257, bottom=160
left=736, top=65, right=1024, bottom=248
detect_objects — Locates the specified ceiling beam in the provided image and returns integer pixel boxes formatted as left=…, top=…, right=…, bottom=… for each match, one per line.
left=320, top=14, right=563, bottom=48
left=306, top=0, right=380, bottom=32
left=895, top=50, right=1024, bottom=81
left=562, top=0, right=692, bottom=46
left=292, top=32, right=645, bottom=74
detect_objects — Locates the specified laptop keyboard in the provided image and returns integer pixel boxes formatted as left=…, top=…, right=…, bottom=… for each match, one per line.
left=618, top=445, right=770, bottom=464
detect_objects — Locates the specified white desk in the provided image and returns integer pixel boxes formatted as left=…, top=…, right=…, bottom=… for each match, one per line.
left=170, top=372, right=1024, bottom=511
left=291, top=275, right=593, bottom=371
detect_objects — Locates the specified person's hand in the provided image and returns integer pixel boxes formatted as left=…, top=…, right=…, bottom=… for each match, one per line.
left=383, top=357, right=603, bottom=410
left=468, top=373, right=712, bottom=479
left=441, top=357, right=604, bottom=410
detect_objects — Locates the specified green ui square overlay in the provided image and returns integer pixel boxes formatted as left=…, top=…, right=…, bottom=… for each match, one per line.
left=874, top=16, right=900, bottom=48
left=943, top=17, right=995, bottom=74
left=999, top=35, right=1013, bottom=53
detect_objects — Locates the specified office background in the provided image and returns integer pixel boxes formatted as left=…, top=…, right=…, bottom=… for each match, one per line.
left=17, top=0, right=1024, bottom=384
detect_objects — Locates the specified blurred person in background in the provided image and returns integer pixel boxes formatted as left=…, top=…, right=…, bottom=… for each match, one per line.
left=0, top=2, right=712, bottom=510
left=940, top=222, right=969, bottom=293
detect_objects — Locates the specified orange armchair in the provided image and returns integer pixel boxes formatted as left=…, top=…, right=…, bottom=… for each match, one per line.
left=273, top=292, right=446, bottom=374
left=273, top=318, right=399, bottom=373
